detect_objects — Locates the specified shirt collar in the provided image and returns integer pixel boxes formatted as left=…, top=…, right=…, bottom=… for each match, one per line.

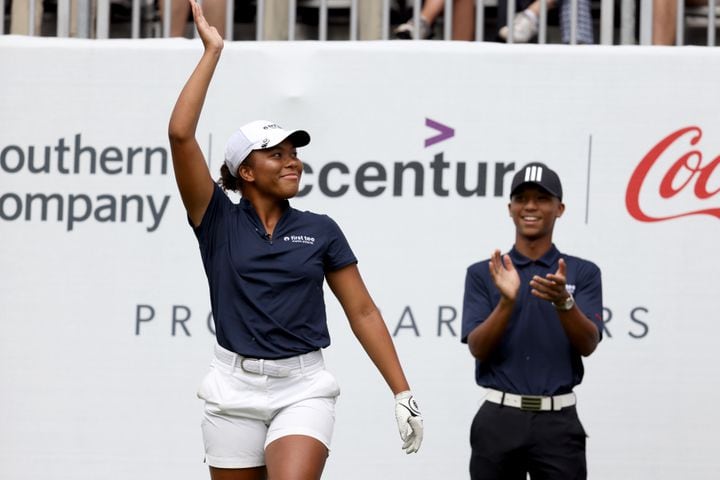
left=239, top=197, right=291, bottom=213
left=509, top=244, right=560, bottom=268
left=239, top=197, right=292, bottom=230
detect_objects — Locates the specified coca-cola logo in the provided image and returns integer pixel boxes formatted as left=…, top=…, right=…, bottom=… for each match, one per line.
left=626, top=126, right=720, bottom=221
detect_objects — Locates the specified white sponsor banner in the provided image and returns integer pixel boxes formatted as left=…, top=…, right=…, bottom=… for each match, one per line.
left=1, top=36, right=719, bottom=480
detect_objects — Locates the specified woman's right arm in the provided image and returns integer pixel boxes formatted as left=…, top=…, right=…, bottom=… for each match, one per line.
left=168, top=0, right=223, bottom=227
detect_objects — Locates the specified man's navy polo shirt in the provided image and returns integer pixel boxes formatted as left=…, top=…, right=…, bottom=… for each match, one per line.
left=461, top=244, right=603, bottom=396
left=193, top=184, right=357, bottom=359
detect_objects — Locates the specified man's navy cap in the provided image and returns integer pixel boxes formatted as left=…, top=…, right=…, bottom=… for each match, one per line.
left=510, top=162, right=563, bottom=200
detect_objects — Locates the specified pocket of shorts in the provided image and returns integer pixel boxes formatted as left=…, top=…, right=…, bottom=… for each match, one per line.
left=314, top=368, right=341, bottom=398
left=196, top=364, right=218, bottom=402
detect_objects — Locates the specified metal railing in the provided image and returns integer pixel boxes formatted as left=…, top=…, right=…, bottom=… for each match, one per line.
left=1, top=0, right=717, bottom=45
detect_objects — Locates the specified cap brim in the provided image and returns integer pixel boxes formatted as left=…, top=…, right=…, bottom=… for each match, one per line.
left=259, top=129, right=311, bottom=151
left=285, top=130, right=311, bottom=148
left=510, top=181, right=561, bottom=199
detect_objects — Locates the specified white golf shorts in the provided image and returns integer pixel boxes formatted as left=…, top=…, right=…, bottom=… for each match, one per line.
left=197, top=344, right=341, bottom=468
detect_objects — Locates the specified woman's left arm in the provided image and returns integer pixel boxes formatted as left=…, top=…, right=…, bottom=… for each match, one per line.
left=326, top=264, right=424, bottom=454
left=326, top=264, right=410, bottom=394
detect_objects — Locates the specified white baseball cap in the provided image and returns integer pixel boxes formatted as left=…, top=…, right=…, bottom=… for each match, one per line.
left=224, top=120, right=311, bottom=177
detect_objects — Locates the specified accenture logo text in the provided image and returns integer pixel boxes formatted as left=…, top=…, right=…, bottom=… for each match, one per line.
left=296, top=118, right=514, bottom=199
left=626, top=126, right=720, bottom=222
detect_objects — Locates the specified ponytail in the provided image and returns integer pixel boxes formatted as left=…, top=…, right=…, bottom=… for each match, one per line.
left=219, top=163, right=242, bottom=193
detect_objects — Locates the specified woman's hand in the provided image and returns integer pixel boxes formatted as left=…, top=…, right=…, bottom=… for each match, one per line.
left=189, top=0, right=224, bottom=53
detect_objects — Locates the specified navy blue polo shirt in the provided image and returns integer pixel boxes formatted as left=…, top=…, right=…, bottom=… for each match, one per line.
left=461, top=245, right=603, bottom=396
left=192, top=184, right=357, bottom=359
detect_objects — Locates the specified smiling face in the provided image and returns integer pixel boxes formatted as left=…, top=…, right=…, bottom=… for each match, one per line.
left=508, top=185, right=565, bottom=243
left=238, top=139, right=303, bottom=200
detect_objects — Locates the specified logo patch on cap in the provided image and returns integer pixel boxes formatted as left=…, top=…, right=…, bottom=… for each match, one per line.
left=510, top=162, right=563, bottom=200
left=524, top=165, right=544, bottom=182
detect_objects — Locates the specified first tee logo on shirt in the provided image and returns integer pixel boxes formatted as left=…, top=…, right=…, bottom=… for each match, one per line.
left=284, top=234, right=316, bottom=246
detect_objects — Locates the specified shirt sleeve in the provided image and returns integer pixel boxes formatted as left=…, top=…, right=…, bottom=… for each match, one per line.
left=461, top=262, right=495, bottom=343
left=574, top=260, right=604, bottom=341
left=191, top=183, right=231, bottom=253
left=321, top=215, right=358, bottom=272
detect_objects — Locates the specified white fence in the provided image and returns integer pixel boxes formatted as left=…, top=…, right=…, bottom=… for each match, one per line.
left=1, top=0, right=718, bottom=44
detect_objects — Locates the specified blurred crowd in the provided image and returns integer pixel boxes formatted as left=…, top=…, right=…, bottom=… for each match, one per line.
left=3, top=0, right=716, bottom=45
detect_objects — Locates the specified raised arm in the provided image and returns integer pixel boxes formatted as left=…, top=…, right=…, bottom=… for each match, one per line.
left=168, top=0, right=223, bottom=227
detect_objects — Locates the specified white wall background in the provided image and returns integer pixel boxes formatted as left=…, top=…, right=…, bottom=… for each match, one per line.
left=1, top=36, right=719, bottom=479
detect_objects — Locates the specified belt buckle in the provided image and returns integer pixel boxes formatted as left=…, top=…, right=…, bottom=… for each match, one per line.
left=520, top=395, right=544, bottom=411
left=240, top=358, right=293, bottom=377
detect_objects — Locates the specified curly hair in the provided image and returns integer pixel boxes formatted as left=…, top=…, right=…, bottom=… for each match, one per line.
left=218, top=163, right=243, bottom=193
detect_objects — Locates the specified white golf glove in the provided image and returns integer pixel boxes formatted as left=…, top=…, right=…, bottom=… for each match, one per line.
left=394, top=390, right=424, bottom=454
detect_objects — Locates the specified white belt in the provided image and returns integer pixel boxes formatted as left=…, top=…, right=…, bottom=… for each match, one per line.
left=214, top=344, right=323, bottom=378
left=484, top=388, right=576, bottom=411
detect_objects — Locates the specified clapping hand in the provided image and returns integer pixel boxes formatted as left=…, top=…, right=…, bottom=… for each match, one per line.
left=530, top=257, right=570, bottom=304
left=488, top=249, right=520, bottom=302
